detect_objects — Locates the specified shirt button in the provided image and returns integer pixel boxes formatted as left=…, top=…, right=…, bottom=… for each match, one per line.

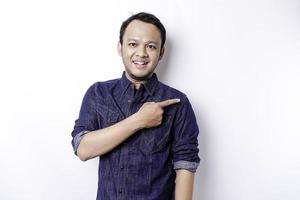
left=120, top=166, right=124, bottom=170
left=119, top=189, right=122, bottom=193
left=127, top=99, right=132, bottom=103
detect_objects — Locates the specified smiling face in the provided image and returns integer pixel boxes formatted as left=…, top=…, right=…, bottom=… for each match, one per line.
left=118, top=20, right=164, bottom=82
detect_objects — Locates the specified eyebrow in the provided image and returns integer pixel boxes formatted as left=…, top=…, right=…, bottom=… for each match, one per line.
left=126, top=38, right=158, bottom=45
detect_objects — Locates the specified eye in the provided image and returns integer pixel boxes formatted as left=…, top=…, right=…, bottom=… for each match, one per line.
left=147, top=44, right=157, bottom=49
left=128, top=42, right=137, bottom=47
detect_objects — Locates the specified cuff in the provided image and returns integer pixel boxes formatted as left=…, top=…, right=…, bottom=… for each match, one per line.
left=173, top=160, right=200, bottom=173
left=72, top=130, right=90, bottom=155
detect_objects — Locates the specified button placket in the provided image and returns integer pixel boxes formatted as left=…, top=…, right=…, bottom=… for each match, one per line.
left=117, top=140, right=129, bottom=199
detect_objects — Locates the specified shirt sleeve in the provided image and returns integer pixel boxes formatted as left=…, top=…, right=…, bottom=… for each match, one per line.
left=71, top=84, right=99, bottom=155
left=72, top=130, right=90, bottom=155
left=171, top=96, right=200, bottom=173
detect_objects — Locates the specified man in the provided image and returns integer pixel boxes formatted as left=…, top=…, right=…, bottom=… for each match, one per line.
left=71, top=12, right=200, bottom=200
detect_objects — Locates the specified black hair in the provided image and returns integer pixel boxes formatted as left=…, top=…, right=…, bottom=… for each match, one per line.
left=119, top=12, right=166, bottom=50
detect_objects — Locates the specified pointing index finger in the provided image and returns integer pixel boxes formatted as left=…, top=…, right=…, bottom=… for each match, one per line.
left=157, top=98, right=181, bottom=108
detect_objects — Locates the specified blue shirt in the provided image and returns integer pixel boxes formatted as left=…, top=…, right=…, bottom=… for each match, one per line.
left=71, top=72, right=200, bottom=200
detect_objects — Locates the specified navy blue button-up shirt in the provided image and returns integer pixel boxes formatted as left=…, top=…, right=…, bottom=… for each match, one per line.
left=71, top=72, right=200, bottom=200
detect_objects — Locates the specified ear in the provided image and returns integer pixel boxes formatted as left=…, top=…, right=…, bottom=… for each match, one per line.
left=117, top=42, right=122, bottom=56
left=159, top=47, right=165, bottom=60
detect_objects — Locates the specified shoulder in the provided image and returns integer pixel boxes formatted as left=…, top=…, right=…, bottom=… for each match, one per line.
left=85, top=77, right=120, bottom=97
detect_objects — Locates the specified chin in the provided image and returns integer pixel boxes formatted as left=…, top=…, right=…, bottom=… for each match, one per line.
left=129, top=71, right=153, bottom=81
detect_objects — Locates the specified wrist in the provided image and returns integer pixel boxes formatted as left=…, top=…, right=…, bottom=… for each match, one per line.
left=129, top=113, right=145, bottom=131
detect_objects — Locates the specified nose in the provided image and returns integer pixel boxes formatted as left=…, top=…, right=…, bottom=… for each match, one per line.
left=136, top=46, right=148, bottom=58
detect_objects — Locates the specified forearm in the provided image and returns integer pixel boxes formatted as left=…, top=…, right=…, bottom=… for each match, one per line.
left=75, top=99, right=180, bottom=161
left=175, top=169, right=195, bottom=200
left=77, top=113, right=142, bottom=161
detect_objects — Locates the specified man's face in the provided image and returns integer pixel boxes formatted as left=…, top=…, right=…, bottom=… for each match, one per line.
left=118, top=20, right=164, bottom=81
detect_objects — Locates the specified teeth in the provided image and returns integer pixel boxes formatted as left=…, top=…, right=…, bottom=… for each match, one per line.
left=133, top=61, right=147, bottom=65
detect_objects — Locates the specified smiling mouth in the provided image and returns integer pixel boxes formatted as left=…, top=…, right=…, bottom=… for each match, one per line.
left=132, top=60, right=149, bottom=68
left=133, top=60, right=148, bottom=65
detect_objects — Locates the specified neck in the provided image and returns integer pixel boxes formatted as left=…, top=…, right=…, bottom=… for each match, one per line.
left=125, top=72, right=151, bottom=89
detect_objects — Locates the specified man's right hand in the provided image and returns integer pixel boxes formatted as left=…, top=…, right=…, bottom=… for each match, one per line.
left=136, top=99, right=181, bottom=128
left=76, top=98, right=180, bottom=161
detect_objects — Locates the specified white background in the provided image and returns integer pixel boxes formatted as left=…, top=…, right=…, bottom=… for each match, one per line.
left=1, top=0, right=300, bottom=200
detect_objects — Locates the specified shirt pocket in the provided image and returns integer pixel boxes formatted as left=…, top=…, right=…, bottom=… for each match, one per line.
left=96, top=104, right=120, bottom=127
left=140, top=113, right=173, bottom=154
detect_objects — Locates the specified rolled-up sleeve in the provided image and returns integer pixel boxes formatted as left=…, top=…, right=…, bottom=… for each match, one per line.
left=71, top=84, right=99, bottom=155
left=172, top=96, right=200, bottom=173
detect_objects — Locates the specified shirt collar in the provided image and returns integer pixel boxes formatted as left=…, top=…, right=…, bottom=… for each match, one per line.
left=120, top=71, right=158, bottom=96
